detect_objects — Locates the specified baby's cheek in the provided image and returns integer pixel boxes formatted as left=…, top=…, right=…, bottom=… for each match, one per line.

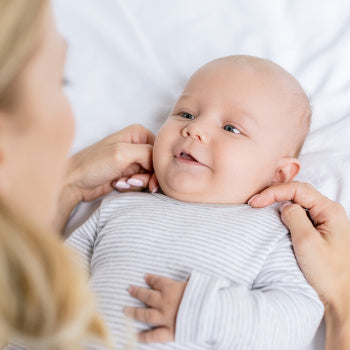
left=152, top=148, right=168, bottom=187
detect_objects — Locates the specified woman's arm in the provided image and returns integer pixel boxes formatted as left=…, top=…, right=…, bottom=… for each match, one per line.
left=53, top=124, right=156, bottom=233
left=53, top=179, right=82, bottom=233
left=249, top=181, right=350, bottom=350
left=325, top=304, right=350, bottom=350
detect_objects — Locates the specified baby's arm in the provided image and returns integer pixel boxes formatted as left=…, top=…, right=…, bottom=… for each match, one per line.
left=127, top=234, right=324, bottom=349
left=65, top=207, right=101, bottom=275
left=177, top=234, right=323, bottom=349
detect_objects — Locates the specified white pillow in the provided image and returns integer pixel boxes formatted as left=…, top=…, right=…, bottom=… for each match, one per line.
left=53, top=0, right=350, bottom=210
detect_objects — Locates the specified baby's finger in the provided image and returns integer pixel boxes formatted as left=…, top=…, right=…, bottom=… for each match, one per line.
left=128, top=285, right=162, bottom=308
left=124, top=307, right=163, bottom=326
left=145, top=274, right=172, bottom=292
left=138, top=327, right=172, bottom=343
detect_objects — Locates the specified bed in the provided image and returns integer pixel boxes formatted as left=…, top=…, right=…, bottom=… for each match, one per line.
left=53, top=1, right=350, bottom=349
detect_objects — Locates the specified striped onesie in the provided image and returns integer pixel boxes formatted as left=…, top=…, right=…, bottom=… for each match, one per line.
left=66, top=191, right=323, bottom=350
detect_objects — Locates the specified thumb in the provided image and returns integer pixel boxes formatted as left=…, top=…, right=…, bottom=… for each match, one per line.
left=121, top=143, right=153, bottom=171
left=280, top=203, right=318, bottom=245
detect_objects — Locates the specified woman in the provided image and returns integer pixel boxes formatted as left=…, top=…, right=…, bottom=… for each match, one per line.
left=0, top=0, right=154, bottom=348
left=249, top=182, right=350, bottom=350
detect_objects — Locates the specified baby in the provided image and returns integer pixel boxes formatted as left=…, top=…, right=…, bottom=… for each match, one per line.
left=66, top=55, right=323, bottom=349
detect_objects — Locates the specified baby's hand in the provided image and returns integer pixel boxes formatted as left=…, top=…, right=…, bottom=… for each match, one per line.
left=124, top=274, right=187, bottom=343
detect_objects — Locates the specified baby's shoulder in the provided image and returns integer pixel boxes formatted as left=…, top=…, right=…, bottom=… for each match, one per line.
left=228, top=203, right=289, bottom=240
left=101, top=191, right=153, bottom=208
left=241, top=202, right=284, bottom=225
left=92, top=191, right=154, bottom=230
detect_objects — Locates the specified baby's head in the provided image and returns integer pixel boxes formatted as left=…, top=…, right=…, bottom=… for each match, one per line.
left=153, top=55, right=311, bottom=204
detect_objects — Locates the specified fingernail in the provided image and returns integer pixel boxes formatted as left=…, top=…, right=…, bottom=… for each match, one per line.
left=279, top=201, right=292, bottom=213
left=115, top=180, right=131, bottom=190
left=123, top=307, right=131, bottom=316
left=151, top=186, right=159, bottom=194
left=128, top=286, right=134, bottom=294
left=247, top=194, right=259, bottom=205
left=127, top=178, right=144, bottom=187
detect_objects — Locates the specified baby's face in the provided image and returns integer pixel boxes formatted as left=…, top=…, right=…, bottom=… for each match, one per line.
left=153, top=58, right=303, bottom=204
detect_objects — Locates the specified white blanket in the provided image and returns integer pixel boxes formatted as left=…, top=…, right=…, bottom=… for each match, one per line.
left=53, top=1, right=350, bottom=349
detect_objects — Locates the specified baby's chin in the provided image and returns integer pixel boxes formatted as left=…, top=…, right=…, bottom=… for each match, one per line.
left=160, top=187, right=204, bottom=203
left=159, top=184, right=247, bottom=205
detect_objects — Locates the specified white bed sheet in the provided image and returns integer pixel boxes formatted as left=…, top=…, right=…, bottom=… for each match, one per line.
left=53, top=1, right=350, bottom=349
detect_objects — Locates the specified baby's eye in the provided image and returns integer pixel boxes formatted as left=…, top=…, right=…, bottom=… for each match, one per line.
left=223, top=125, right=241, bottom=134
left=180, top=112, right=195, bottom=120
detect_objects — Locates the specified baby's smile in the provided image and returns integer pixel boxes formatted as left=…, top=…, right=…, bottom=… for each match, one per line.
left=174, top=150, right=206, bottom=167
left=152, top=55, right=310, bottom=204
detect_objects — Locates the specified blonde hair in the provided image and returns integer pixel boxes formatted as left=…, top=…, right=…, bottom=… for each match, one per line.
left=0, top=0, right=111, bottom=348
left=0, top=201, right=110, bottom=349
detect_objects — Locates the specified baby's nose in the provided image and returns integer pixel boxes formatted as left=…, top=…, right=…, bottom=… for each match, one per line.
left=182, top=123, right=209, bottom=143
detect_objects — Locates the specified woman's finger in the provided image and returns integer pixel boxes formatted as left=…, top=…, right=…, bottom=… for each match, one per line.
left=128, top=285, right=162, bottom=308
left=250, top=182, right=349, bottom=237
left=149, top=173, right=159, bottom=193
left=105, top=124, right=155, bottom=146
left=116, top=143, right=154, bottom=172
left=248, top=182, right=340, bottom=226
left=114, top=176, right=146, bottom=192
left=249, top=182, right=326, bottom=210
left=114, top=174, right=154, bottom=193
left=280, top=203, right=318, bottom=245
left=127, top=174, right=152, bottom=189
left=114, top=177, right=131, bottom=191
left=127, top=176, right=145, bottom=188
left=118, top=124, right=155, bottom=145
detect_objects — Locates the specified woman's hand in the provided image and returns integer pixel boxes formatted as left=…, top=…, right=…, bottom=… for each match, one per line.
left=249, top=182, right=350, bottom=310
left=249, top=181, right=350, bottom=349
left=55, top=124, right=157, bottom=231
left=65, top=124, right=157, bottom=200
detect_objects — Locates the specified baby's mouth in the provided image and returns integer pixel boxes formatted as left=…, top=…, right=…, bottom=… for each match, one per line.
left=175, top=150, right=206, bottom=166
left=179, top=152, right=197, bottom=162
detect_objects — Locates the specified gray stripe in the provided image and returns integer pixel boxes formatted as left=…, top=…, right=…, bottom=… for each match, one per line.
left=66, top=192, right=323, bottom=350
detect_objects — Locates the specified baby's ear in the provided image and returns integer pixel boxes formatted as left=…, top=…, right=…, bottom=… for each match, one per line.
left=271, top=157, right=301, bottom=184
